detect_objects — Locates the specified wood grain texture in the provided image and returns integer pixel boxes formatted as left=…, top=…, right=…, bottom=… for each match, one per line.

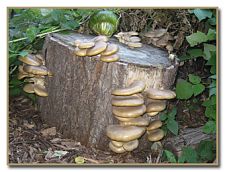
left=38, top=33, right=179, bottom=150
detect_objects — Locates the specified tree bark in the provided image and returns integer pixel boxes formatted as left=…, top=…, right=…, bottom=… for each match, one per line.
left=38, top=33, right=179, bottom=150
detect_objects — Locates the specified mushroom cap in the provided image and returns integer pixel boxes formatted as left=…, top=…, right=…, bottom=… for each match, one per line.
left=147, top=98, right=166, bottom=104
left=111, top=140, right=124, bottom=147
left=112, top=80, right=146, bottom=96
left=34, top=84, right=48, bottom=97
left=147, top=129, right=164, bottom=142
left=112, top=94, right=144, bottom=107
left=106, top=125, right=145, bottom=142
left=86, top=41, right=107, bottom=56
left=109, top=142, right=126, bottom=153
left=101, top=44, right=119, bottom=56
left=100, top=54, right=120, bottom=63
left=120, top=116, right=149, bottom=127
left=130, top=36, right=141, bottom=43
left=115, top=116, right=135, bottom=122
left=18, top=54, right=42, bottom=66
left=92, top=35, right=109, bottom=42
left=23, top=65, right=49, bottom=76
left=24, top=77, right=45, bottom=86
left=146, top=112, right=159, bottom=117
left=147, top=120, right=163, bottom=131
left=123, top=139, right=139, bottom=151
left=128, top=42, right=142, bottom=48
left=128, top=31, right=139, bottom=36
left=74, top=40, right=81, bottom=47
left=18, top=65, right=28, bottom=74
left=146, top=88, right=176, bottom=99
left=35, top=54, right=45, bottom=65
left=74, top=47, right=87, bottom=57
left=18, top=73, right=35, bottom=80
left=23, top=83, right=35, bottom=93
left=146, top=101, right=166, bottom=112
left=78, top=41, right=95, bottom=49
left=144, top=29, right=167, bottom=38
left=112, top=105, right=146, bottom=118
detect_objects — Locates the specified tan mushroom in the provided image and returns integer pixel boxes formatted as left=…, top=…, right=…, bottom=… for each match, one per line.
left=112, top=80, right=146, bottom=96
left=120, top=116, right=149, bottom=127
left=100, top=54, right=120, bottom=63
left=35, top=54, right=45, bottom=65
left=130, top=36, right=141, bottom=43
left=74, top=40, right=82, bottom=47
left=147, top=120, right=163, bottom=131
left=123, top=139, right=139, bottom=151
left=111, top=140, right=124, bottom=147
left=109, top=142, right=126, bottom=153
left=74, top=47, right=87, bottom=57
left=147, top=129, right=164, bottom=142
left=115, top=116, right=134, bottom=122
left=146, top=88, right=176, bottom=100
left=78, top=41, right=95, bottom=49
left=101, top=44, right=119, bottom=56
left=127, top=42, right=142, bottom=48
left=146, top=101, right=166, bottom=112
left=106, top=125, right=145, bottom=142
left=144, top=29, right=167, bottom=38
left=34, top=84, right=48, bottom=97
left=112, top=94, right=144, bottom=107
left=17, top=73, right=35, bottom=80
left=146, top=112, right=159, bottom=117
left=112, top=105, right=146, bottom=118
left=18, top=65, right=28, bottom=74
left=86, top=41, right=107, bottom=56
left=23, top=83, right=35, bottom=93
left=18, top=54, right=42, bottom=66
left=23, top=65, right=52, bottom=76
left=92, top=35, right=109, bottom=42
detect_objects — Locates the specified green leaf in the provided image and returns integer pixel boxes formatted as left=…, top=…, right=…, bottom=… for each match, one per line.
left=168, top=108, right=177, bottom=119
left=40, top=8, right=53, bottom=16
left=188, top=74, right=201, bottom=84
left=206, top=54, right=216, bottom=66
left=176, top=79, right=193, bottom=100
left=187, top=49, right=203, bottom=58
left=164, top=150, right=177, bottom=163
left=26, top=26, right=39, bottom=42
left=60, top=20, right=79, bottom=30
left=166, top=118, right=178, bottom=135
left=182, top=147, right=198, bottom=163
left=9, top=87, right=22, bottom=96
left=160, top=113, right=167, bottom=121
left=209, top=75, right=216, bottom=79
left=202, top=95, right=216, bottom=107
left=207, top=17, right=216, bottom=26
left=196, top=140, right=215, bottom=161
left=186, top=31, right=208, bottom=47
left=209, top=87, right=216, bottom=97
left=178, top=156, right=186, bottom=163
left=19, top=50, right=29, bottom=57
left=210, top=64, right=216, bottom=74
left=203, top=120, right=216, bottom=134
left=192, top=84, right=205, bottom=96
left=193, top=9, right=212, bottom=21
left=203, top=43, right=216, bottom=60
left=205, top=105, right=216, bottom=120
left=207, top=29, right=216, bottom=41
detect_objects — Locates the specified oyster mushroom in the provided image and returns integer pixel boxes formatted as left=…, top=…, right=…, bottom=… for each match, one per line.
left=120, top=116, right=149, bottom=127
left=100, top=54, right=120, bottom=62
left=34, top=84, right=48, bottom=97
left=86, top=41, right=107, bottom=56
left=112, top=80, right=146, bottom=96
left=123, top=139, right=139, bottom=151
left=18, top=54, right=42, bottom=66
left=146, top=112, right=159, bottom=117
left=147, top=129, right=164, bottom=142
left=17, top=73, right=35, bottom=80
left=109, top=142, right=126, bottom=153
left=127, top=42, right=142, bottom=48
left=18, top=65, right=28, bottom=74
left=23, top=83, right=35, bottom=93
left=23, top=65, right=53, bottom=76
left=147, top=120, right=163, bottom=131
left=112, top=105, right=146, bottom=118
left=78, top=41, right=95, bottom=49
left=112, top=94, right=144, bottom=107
left=92, top=35, right=109, bottom=42
left=101, top=44, right=119, bottom=56
left=74, top=47, right=87, bottom=57
left=130, top=36, right=141, bottom=43
left=111, top=140, right=124, bottom=147
left=106, top=125, right=145, bottom=142
left=146, top=101, right=167, bottom=112
left=115, top=116, right=134, bottom=122
left=146, top=88, right=176, bottom=100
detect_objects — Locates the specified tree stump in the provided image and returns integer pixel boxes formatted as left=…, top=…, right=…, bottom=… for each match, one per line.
left=38, top=33, right=179, bottom=150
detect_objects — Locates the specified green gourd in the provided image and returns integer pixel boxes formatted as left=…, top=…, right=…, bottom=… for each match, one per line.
left=89, top=10, right=119, bottom=37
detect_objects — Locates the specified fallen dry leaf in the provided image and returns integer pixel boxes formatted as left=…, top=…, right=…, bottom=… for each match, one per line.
left=41, top=127, right=56, bottom=137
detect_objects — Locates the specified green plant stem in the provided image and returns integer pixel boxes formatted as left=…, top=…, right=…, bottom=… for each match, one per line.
left=9, top=28, right=67, bottom=43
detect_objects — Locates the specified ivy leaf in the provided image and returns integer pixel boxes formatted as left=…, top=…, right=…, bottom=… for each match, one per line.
left=205, top=105, right=216, bottom=120
left=181, top=147, right=198, bottom=163
left=19, top=50, right=29, bottom=57
left=188, top=74, right=201, bottom=84
left=207, top=29, right=216, bottom=41
left=196, top=140, right=215, bottom=161
left=207, top=17, right=216, bottom=26
left=60, top=20, right=79, bottom=30
left=209, top=75, right=216, bottom=79
left=164, top=150, right=177, bottom=163
left=203, top=43, right=216, bottom=60
left=176, top=79, right=193, bottom=100
left=192, top=84, right=205, bottom=96
left=209, top=87, right=216, bottom=97
left=203, top=120, right=216, bottom=134
left=192, top=9, right=212, bottom=21
left=186, top=31, right=208, bottom=47
left=187, top=49, right=203, bottom=58
left=160, top=113, right=167, bottom=121
left=166, top=118, right=178, bottom=136
left=168, top=108, right=177, bottom=119
left=178, top=156, right=186, bottom=163
left=26, top=26, right=39, bottom=42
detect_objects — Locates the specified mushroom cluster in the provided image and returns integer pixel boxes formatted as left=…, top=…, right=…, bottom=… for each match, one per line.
left=74, top=35, right=120, bottom=63
left=18, top=54, right=52, bottom=97
left=114, top=31, right=142, bottom=48
left=145, top=88, right=176, bottom=142
left=106, top=80, right=148, bottom=153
